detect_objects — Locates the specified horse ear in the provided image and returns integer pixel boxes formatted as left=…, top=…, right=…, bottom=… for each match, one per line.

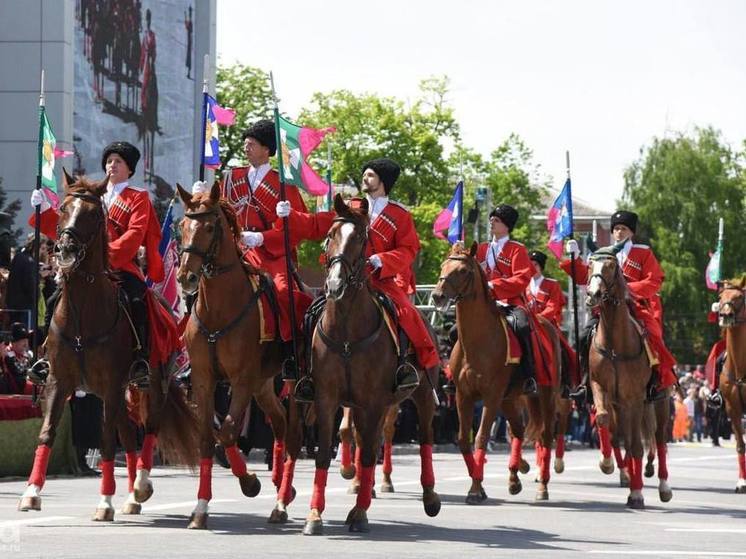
left=209, top=180, right=221, bottom=202
left=175, top=183, right=195, bottom=209
left=358, top=197, right=369, bottom=216
left=469, top=241, right=478, bottom=257
left=62, top=167, right=75, bottom=190
left=333, top=193, right=347, bottom=215
left=93, top=174, right=109, bottom=197
left=611, top=239, right=627, bottom=255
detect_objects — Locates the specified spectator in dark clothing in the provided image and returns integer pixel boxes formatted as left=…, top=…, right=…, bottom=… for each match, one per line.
left=0, top=322, right=32, bottom=394
left=6, top=235, right=52, bottom=327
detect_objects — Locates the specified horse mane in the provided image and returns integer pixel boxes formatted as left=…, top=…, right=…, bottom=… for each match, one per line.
left=65, top=176, right=112, bottom=273
left=723, top=275, right=746, bottom=290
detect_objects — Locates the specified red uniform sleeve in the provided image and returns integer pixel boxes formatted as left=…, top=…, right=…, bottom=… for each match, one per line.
left=540, top=281, right=564, bottom=324
left=262, top=186, right=309, bottom=256
left=627, top=250, right=664, bottom=300
left=277, top=208, right=336, bottom=246
left=376, top=210, right=420, bottom=281
left=489, top=244, right=532, bottom=301
left=108, top=192, right=150, bottom=270
left=559, top=257, right=589, bottom=284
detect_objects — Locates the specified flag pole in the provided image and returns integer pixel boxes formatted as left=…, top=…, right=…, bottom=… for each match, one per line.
left=199, top=54, right=209, bottom=182
left=459, top=157, right=464, bottom=242
left=270, top=71, right=299, bottom=380
left=326, top=140, right=333, bottom=210
left=716, top=217, right=724, bottom=285
left=566, top=150, right=581, bottom=379
left=32, top=70, right=45, bottom=357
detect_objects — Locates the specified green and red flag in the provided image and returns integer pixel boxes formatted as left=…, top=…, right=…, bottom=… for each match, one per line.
left=39, top=109, right=59, bottom=207
left=277, top=115, right=335, bottom=196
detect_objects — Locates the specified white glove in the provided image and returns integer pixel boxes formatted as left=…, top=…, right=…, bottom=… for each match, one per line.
left=240, top=231, right=264, bottom=248
left=276, top=201, right=291, bottom=218
left=565, top=239, right=580, bottom=256
left=30, top=189, right=50, bottom=211
left=711, top=302, right=720, bottom=313
left=368, top=254, right=382, bottom=269
left=192, top=180, right=208, bottom=195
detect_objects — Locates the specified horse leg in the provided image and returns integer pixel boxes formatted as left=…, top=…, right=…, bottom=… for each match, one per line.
left=93, top=390, right=125, bottom=521
left=501, top=397, right=526, bottom=495
left=654, top=398, right=672, bottom=502
left=455, top=391, right=480, bottom=501
left=188, top=374, right=216, bottom=529
left=18, top=376, right=72, bottom=512
left=612, top=434, right=630, bottom=488
left=626, top=400, right=645, bottom=509
left=303, top=396, right=337, bottom=536
left=411, top=377, right=441, bottom=517
left=528, top=388, right=553, bottom=500
left=554, top=399, right=570, bottom=474
left=729, top=396, right=746, bottom=493
left=117, top=409, right=142, bottom=515
left=338, top=406, right=355, bottom=480
left=344, top=408, right=383, bottom=532
left=380, top=404, right=398, bottom=493
left=591, top=379, right=614, bottom=474
left=465, top=400, right=498, bottom=505
left=218, top=381, right=261, bottom=499
left=134, top=371, right=167, bottom=504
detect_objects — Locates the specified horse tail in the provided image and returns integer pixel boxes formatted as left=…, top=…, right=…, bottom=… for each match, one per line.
left=140, top=381, right=200, bottom=469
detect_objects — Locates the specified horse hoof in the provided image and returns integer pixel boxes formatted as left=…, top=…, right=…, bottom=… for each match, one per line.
left=644, top=463, right=655, bottom=478
left=519, top=459, right=530, bottom=474
left=380, top=482, right=395, bottom=493
left=239, top=474, right=261, bottom=498
left=535, top=488, right=549, bottom=501
left=735, top=485, right=746, bottom=494
left=18, top=496, right=41, bottom=511
left=348, top=517, right=370, bottom=533
left=509, top=480, right=523, bottom=495
left=659, top=489, right=673, bottom=503
left=268, top=508, right=288, bottom=524
left=423, top=493, right=441, bottom=517
left=340, top=465, right=356, bottom=480
left=134, top=483, right=154, bottom=504
left=465, top=489, right=487, bottom=505
left=188, top=512, right=208, bottom=529
left=599, top=459, right=615, bottom=475
left=619, top=470, right=630, bottom=488
left=347, top=484, right=360, bottom=495
left=121, top=502, right=142, bottom=515
left=92, top=508, right=115, bottom=522
left=303, top=519, right=323, bottom=535
left=626, top=496, right=645, bottom=509
left=554, top=458, right=565, bottom=474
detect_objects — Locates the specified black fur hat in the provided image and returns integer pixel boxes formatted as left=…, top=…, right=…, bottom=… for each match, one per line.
left=529, top=250, right=548, bottom=269
left=101, top=141, right=140, bottom=177
left=610, top=210, right=638, bottom=233
left=362, top=158, right=401, bottom=194
left=489, top=204, right=519, bottom=232
left=242, top=119, right=277, bottom=156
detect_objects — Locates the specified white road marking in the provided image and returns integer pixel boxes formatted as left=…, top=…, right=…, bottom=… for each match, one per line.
left=0, top=515, right=74, bottom=527
left=589, top=552, right=746, bottom=557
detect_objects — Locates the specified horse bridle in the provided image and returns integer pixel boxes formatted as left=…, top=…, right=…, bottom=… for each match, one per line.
left=718, top=287, right=746, bottom=326
left=56, top=191, right=107, bottom=274
left=437, top=255, right=476, bottom=305
left=323, top=217, right=369, bottom=298
left=181, top=206, right=236, bottom=279
left=587, top=256, right=623, bottom=307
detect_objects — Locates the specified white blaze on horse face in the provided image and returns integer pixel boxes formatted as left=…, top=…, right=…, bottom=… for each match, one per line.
left=326, top=222, right=355, bottom=294
left=588, top=259, right=605, bottom=298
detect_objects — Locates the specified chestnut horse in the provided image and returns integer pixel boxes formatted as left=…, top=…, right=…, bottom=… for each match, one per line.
left=18, top=172, right=198, bottom=521
left=302, top=195, right=440, bottom=535
left=431, top=242, right=549, bottom=501
left=715, top=278, right=746, bottom=492
left=176, top=183, right=302, bottom=529
left=585, top=248, right=672, bottom=508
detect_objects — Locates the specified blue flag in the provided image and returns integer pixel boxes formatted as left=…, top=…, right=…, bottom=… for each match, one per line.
left=202, top=94, right=221, bottom=169
left=433, top=181, right=464, bottom=243
left=546, top=178, right=574, bottom=258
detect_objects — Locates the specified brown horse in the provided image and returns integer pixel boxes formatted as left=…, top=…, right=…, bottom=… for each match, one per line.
left=18, top=172, right=198, bottom=520
left=176, top=182, right=302, bottom=529
left=715, top=278, right=746, bottom=492
left=431, top=242, right=544, bottom=501
left=302, top=195, right=440, bottom=535
left=585, top=248, right=672, bottom=508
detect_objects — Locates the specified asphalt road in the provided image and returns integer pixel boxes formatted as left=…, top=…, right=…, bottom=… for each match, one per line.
left=2, top=440, right=745, bottom=558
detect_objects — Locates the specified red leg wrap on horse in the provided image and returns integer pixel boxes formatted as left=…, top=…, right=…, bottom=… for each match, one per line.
left=340, top=440, right=352, bottom=469
left=540, top=445, right=551, bottom=483
left=473, top=448, right=487, bottom=482
left=355, top=465, right=376, bottom=510
left=355, top=446, right=362, bottom=481
left=136, top=434, right=157, bottom=471
left=613, top=446, right=625, bottom=469
left=738, top=453, right=746, bottom=479
left=272, top=440, right=286, bottom=488
left=197, top=458, right=213, bottom=501
left=420, top=444, right=435, bottom=487
left=598, top=426, right=612, bottom=458
left=125, top=451, right=137, bottom=493
left=310, top=468, right=328, bottom=513
left=555, top=436, right=565, bottom=459
left=225, top=445, right=247, bottom=478
left=508, top=437, right=522, bottom=472
left=462, top=451, right=476, bottom=478
left=100, top=460, right=116, bottom=496
left=383, top=442, right=393, bottom=475
left=28, top=444, right=52, bottom=488
left=278, top=458, right=296, bottom=504
left=629, top=457, right=643, bottom=491
left=656, top=443, right=668, bottom=480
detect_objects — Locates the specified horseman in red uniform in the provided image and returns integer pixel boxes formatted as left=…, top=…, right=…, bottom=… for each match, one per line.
left=561, top=210, right=677, bottom=402
left=30, top=141, right=163, bottom=386
left=274, top=158, right=439, bottom=402
left=192, top=119, right=312, bottom=379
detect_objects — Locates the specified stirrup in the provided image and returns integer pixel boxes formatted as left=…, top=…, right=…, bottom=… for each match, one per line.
left=294, top=376, right=315, bottom=403
left=394, top=362, right=419, bottom=393
left=569, top=385, right=588, bottom=405
left=560, top=384, right=570, bottom=400
left=29, top=359, right=50, bottom=385
left=281, top=356, right=298, bottom=381
left=645, top=385, right=667, bottom=402
left=707, top=390, right=723, bottom=410
left=128, top=358, right=151, bottom=389
left=442, top=379, right=456, bottom=395
left=522, top=377, right=538, bottom=395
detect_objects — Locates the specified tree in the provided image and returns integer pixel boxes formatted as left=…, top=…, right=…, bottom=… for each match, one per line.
left=0, top=177, right=23, bottom=246
left=215, top=63, right=274, bottom=170
left=622, top=126, right=746, bottom=363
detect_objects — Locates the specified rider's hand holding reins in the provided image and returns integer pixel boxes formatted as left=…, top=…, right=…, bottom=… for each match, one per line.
left=368, top=254, right=382, bottom=270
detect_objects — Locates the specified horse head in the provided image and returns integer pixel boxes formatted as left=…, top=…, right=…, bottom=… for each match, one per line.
left=586, top=244, right=627, bottom=308
left=717, top=277, right=746, bottom=328
left=176, top=181, right=240, bottom=294
left=431, top=241, right=479, bottom=312
left=324, top=193, right=369, bottom=301
left=55, top=168, right=108, bottom=273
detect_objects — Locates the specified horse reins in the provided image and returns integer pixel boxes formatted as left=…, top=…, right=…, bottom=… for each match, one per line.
left=437, top=255, right=476, bottom=305
left=181, top=207, right=238, bottom=279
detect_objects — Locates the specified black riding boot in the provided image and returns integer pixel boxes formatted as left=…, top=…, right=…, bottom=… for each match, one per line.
left=707, top=351, right=726, bottom=409
left=394, top=329, right=419, bottom=393
left=505, top=307, right=537, bottom=395
left=29, top=287, right=62, bottom=385
left=645, top=368, right=667, bottom=402
left=281, top=340, right=299, bottom=381
left=128, top=296, right=151, bottom=388
left=569, top=317, right=597, bottom=405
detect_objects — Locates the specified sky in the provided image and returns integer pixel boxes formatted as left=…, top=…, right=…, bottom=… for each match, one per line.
left=217, top=0, right=746, bottom=212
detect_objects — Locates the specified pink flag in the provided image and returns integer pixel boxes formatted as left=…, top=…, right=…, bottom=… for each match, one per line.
left=212, top=105, right=236, bottom=126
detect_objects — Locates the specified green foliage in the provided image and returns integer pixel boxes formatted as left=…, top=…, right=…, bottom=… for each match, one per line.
left=622, top=126, right=746, bottom=363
